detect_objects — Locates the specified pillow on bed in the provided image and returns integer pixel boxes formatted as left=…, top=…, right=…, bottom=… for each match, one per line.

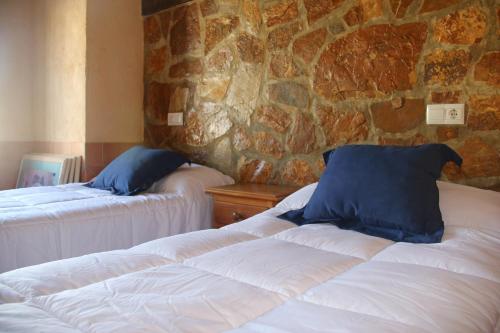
left=438, top=181, right=500, bottom=231
left=279, top=144, right=462, bottom=243
left=86, top=146, right=189, bottom=195
left=148, top=163, right=234, bottom=195
left=275, top=183, right=317, bottom=211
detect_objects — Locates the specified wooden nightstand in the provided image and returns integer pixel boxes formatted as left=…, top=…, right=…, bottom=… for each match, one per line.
left=205, top=184, right=299, bottom=228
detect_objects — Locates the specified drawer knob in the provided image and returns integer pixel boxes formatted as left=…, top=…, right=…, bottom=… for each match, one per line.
left=232, top=211, right=244, bottom=222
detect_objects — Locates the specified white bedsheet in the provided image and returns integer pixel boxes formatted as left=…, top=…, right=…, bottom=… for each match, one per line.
left=0, top=164, right=234, bottom=273
left=0, top=181, right=499, bottom=333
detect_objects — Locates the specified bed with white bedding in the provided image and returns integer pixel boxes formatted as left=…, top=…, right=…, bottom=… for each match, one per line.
left=0, top=164, right=234, bottom=273
left=0, top=181, right=499, bottom=333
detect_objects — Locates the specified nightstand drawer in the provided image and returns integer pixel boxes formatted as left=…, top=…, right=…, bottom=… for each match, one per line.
left=213, top=201, right=267, bottom=228
left=206, top=184, right=299, bottom=229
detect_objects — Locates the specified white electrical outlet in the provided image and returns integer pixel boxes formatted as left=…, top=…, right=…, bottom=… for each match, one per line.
left=426, top=104, right=464, bottom=125
left=168, top=113, right=184, bottom=126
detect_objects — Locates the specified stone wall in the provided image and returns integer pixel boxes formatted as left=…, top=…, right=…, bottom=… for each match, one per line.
left=143, top=0, right=500, bottom=188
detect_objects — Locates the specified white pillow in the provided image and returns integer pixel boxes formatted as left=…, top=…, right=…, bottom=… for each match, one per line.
left=437, top=181, right=500, bottom=231
left=148, top=163, right=234, bottom=196
left=275, top=183, right=317, bottom=211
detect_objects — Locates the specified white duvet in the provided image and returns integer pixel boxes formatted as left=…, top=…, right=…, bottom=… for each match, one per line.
left=0, top=164, right=234, bottom=273
left=0, top=181, right=499, bottom=332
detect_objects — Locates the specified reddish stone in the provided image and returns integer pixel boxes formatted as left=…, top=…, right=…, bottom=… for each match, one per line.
left=303, top=0, right=344, bottom=23
left=424, top=49, right=470, bottom=85
left=242, top=0, right=261, bottom=34
left=207, top=48, right=234, bottom=73
left=282, top=160, right=317, bottom=186
left=144, top=16, right=161, bottom=44
left=316, top=106, right=368, bottom=145
left=200, top=0, right=218, bottom=17
left=145, top=81, right=195, bottom=124
left=144, top=82, right=171, bottom=123
left=436, top=127, right=459, bottom=142
left=185, top=103, right=232, bottom=146
left=360, top=0, right=383, bottom=19
left=169, top=58, right=203, bottom=78
left=467, top=95, right=500, bottom=131
left=170, top=4, right=201, bottom=55
left=233, top=127, right=252, bottom=151
left=420, top=0, right=459, bottom=13
left=269, top=82, right=309, bottom=108
left=389, top=0, right=414, bottom=18
left=238, top=158, right=273, bottom=183
left=268, top=22, right=302, bottom=50
left=254, top=105, right=292, bottom=133
left=371, top=98, right=425, bottom=133
left=442, top=161, right=463, bottom=181
left=263, top=0, right=299, bottom=27
left=314, top=23, right=427, bottom=101
left=145, top=46, right=167, bottom=74
left=237, top=33, right=265, bottom=64
left=293, top=28, right=327, bottom=64
left=445, top=137, right=500, bottom=179
left=431, top=91, right=461, bottom=103
left=159, top=11, right=171, bottom=38
left=254, top=132, right=284, bottom=158
left=497, top=8, right=500, bottom=36
left=474, top=52, right=500, bottom=87
left=344, top=0, right=382, bottom=26
left=287, top=112, right=317, bottom=154
left=344, top=6, right=363, bottom=26
left=205, top=16, right=239, bottom=54
left=434, top=6, right=487, bottom=45
left=145, top=123, right=170, bottom=146
left=378, top=133, right=427, bottom=146
left=269, top=53, right=301, bottom=78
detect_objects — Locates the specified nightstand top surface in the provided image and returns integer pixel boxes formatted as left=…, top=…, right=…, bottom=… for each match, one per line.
left=206, top=183, right=300, bottom=201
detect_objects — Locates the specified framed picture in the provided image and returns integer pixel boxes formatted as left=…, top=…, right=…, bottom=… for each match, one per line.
left=16, top=154, right=68, bottom=188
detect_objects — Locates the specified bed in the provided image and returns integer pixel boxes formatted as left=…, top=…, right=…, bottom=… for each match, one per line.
left=0, top=164, right=234, bottom=273
left=0, top=180, right=498, bottom=332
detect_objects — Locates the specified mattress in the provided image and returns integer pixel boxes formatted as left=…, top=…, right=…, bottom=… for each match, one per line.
left=0, top=181, right=499, bottom=332
left=0, top=164, right=234, bottom=273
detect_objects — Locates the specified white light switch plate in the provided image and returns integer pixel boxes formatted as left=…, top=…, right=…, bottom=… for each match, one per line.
left=168, top=112, right=184, bottom=126
left=426, top=104, right=464, bottom=125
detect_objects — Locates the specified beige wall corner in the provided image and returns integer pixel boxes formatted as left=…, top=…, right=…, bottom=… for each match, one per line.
left=85, top=0, right=144, bottom=143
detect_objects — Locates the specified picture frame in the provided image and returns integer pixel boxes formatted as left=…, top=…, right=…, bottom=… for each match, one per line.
left=16, top=154, right=69, bottom=188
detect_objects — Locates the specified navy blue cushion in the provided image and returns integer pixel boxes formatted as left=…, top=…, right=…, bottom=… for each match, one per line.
left=86, top=146, right=189, bottom=195
left=322, top=149, right=335, bottom=165
left=279, top=144, right=462, bottom=243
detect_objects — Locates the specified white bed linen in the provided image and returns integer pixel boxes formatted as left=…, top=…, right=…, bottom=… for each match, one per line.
left=0, top=181, right=499, bottom=333
left=0, top=164, right=234, bottom=273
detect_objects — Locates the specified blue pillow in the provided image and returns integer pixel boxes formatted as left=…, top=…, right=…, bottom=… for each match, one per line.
left=279, top=144, right=462, bottom=243
left=86, top=146, right=189, bottom=195
left=322, top=149, right=335, bottom=165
